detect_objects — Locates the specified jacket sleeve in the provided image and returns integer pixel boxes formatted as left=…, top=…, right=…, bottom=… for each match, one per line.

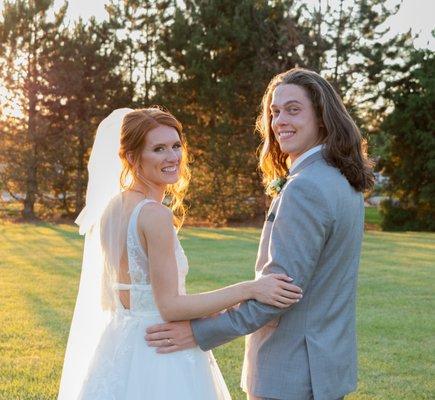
left=191, top=177, right=332, bottom=350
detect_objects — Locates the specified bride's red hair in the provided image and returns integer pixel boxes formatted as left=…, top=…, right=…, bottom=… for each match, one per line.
left=119, top=107, right=191, bottom=229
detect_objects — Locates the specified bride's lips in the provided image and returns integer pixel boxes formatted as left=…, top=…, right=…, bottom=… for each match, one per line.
left=161, top=165, right=179, bottom=174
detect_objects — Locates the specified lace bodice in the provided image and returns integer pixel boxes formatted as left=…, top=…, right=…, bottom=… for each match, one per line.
left=113, top=199, right=189, bottom=314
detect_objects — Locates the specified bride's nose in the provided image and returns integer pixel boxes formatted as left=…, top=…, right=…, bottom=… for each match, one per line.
left=165, top=148, right=181, bottom=163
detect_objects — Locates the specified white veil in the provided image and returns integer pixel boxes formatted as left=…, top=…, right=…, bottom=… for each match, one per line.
left=57, top=108, right=133, bottom=400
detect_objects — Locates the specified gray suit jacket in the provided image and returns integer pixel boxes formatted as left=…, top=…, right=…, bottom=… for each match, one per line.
left=191, top=151, right=365, bottom=400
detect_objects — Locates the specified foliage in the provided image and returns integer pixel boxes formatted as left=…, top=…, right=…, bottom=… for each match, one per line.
left=154, top=0, right=306, bottom=223
left=378, top=49, right=435, bottom=231
left=0, top=0, right=426, bottom=223
left=0, top=0, right=67, bottom=218
left=105, top=0, right=172, bottom=103
left=39, top=18, right=134, bottom=216
left=154, top=0, right=416, bottom=223
left=0, top=2, right=134, bottom=218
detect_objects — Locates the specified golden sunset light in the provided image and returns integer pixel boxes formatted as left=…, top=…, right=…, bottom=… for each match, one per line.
left=0, top=2, right=433, bottom=399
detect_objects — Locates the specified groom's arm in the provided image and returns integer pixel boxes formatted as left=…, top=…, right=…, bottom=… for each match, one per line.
left=191, top=177, right=332, bottom=350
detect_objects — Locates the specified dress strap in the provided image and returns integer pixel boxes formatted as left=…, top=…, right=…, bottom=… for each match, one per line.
left=127, top=198, right=157, bottom=254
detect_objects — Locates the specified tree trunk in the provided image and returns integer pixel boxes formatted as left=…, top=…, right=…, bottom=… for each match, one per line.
left=333, top=0, right=344, bottom=85
left=23, top=25, right=38, bottom=220
left=75, top=118, right=86, bottom=215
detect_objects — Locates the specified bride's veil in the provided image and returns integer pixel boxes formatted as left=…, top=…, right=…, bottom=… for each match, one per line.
left=57, top=108, right=133, bottom=400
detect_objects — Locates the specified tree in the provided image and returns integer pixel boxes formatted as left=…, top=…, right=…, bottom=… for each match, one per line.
left=39, top=18, right=134, bottom=216
left=0, top=0, right=425, bottom=225
left=0, top=0, right=67, bottom=218
left=378, top=49, right=435, bottom=231
left=106, top=0, right=172, bottom=104
left=0, top=2, right=134, bottom=218
left=156, top=0, right=306, bottom=223
left=302, top=0, right=414, bottom=128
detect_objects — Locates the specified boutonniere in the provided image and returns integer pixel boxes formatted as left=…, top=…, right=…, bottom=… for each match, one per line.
left=266, top=176, right=288, bottom=196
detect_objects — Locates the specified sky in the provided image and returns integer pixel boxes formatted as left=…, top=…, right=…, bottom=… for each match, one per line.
left=50, top=0, right=434, bottom=50
left=0, top=0, right=433, bottom=118
left=0, top=0, right=433, bottom=49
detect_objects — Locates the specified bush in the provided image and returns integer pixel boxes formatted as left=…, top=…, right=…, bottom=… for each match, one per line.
left=380, top=199, right=435, bottom=231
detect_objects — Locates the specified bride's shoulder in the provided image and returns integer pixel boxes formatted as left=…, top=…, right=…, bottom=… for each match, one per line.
left=138, top=201, right=173, bottom=231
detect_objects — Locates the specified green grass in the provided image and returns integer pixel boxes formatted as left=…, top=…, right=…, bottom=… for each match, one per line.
left=365, top=207, right=382, bottom=228
left=0, top=222, right=434, bottom=399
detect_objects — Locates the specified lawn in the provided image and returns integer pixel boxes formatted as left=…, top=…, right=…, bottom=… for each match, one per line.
left=364, top=206, right=382, bottom=228
left=0, top=219, right=434, bottom=399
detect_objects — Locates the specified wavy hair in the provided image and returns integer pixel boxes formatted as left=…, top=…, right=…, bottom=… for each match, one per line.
left=119, top=107, right=191, bottom=228
left=257, top=68, right=374, bottom=193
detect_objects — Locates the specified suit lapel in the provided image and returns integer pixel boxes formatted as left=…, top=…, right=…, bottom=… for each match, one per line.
left=257, top=151, right=324, bottom=272
left=264, top=151, right=323, bottom=222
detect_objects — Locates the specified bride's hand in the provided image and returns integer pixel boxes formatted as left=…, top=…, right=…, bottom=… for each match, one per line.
left=250, top=273, right=303, bottom=308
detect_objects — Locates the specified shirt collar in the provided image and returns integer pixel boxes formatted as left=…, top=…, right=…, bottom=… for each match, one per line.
left=289, top=144, right=324, bottom=175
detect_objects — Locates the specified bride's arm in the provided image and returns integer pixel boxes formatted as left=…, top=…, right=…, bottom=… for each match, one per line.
left=140, top=203, right=302, bottom=322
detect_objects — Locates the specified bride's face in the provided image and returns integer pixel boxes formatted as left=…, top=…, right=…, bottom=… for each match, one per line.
left=138, top=125, right=183, bottom=186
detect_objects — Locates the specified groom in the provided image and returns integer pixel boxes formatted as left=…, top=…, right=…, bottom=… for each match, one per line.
left=146, top=68, right=373, bottom=400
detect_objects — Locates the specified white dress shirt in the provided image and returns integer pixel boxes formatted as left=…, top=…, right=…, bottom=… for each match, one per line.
left=289, top=144, right=324, bottom=175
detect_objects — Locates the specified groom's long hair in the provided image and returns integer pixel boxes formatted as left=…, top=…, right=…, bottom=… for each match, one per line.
left=257, top=68, right=374, bottom=193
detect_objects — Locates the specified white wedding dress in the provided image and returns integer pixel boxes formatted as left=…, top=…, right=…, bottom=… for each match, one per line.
left=76, top=198, right=231, bottom=399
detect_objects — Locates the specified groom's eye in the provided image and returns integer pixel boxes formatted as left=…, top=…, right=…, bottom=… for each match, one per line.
left=287, top=107, right=300, bottom=114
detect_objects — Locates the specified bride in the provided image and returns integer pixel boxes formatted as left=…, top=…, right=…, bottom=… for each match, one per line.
left=57, top=107, right=302, bottom=400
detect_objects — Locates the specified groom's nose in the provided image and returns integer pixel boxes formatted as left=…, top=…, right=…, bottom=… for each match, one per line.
left=275, top=111, right=289, bottom=126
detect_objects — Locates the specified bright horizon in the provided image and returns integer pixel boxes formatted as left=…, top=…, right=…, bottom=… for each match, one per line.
left=55, top=0, right=434, bottom=50
left=0, top=0, right=433, bottom=118
left=0, top=0, right=434, bottom=50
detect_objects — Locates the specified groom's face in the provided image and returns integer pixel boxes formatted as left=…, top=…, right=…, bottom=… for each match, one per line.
left=270, top=84, right=322, bottom=161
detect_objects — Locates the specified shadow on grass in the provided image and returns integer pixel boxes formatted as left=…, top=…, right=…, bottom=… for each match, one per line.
left=181, top=227, right=260, bottom=243
left=42, top=223, right=83, bottom=246
left=23, top=291, right=72, bottom=345
left=0, top=238, right=80, bottom=281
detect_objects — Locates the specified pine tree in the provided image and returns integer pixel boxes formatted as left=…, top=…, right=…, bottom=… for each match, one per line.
left=378, top=49, right=435, bottom=231
left=312, top=0, right=415, bottom=127
left=106, top=0, right=172, bottom=104
left=0, top=0, right=67, bottom=218
left=40, top=18, right=134, bottom=216
left=155, top=0, right=305, bottom=223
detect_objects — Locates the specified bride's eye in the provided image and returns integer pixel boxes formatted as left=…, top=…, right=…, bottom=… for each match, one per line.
left=173, top=143, right=182, bottom=150
left=154, top=146, right=165, bottom=152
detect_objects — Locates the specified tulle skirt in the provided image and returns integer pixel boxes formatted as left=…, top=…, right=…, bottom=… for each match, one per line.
left=77, top=310, right=231, bottom=400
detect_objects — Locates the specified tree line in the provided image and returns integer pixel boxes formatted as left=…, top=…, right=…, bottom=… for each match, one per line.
left=0, top=0, right=433, bottom=229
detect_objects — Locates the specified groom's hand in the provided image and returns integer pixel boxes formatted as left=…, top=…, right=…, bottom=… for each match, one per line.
left=145, top=320, right=197, bottom=354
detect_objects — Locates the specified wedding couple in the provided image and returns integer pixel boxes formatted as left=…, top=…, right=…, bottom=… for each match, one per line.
left=57, top=68, right=374, bottom=400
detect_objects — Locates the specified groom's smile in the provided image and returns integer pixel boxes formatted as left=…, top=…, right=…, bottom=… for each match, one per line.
left=278, top=130, right=296, bottom=138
